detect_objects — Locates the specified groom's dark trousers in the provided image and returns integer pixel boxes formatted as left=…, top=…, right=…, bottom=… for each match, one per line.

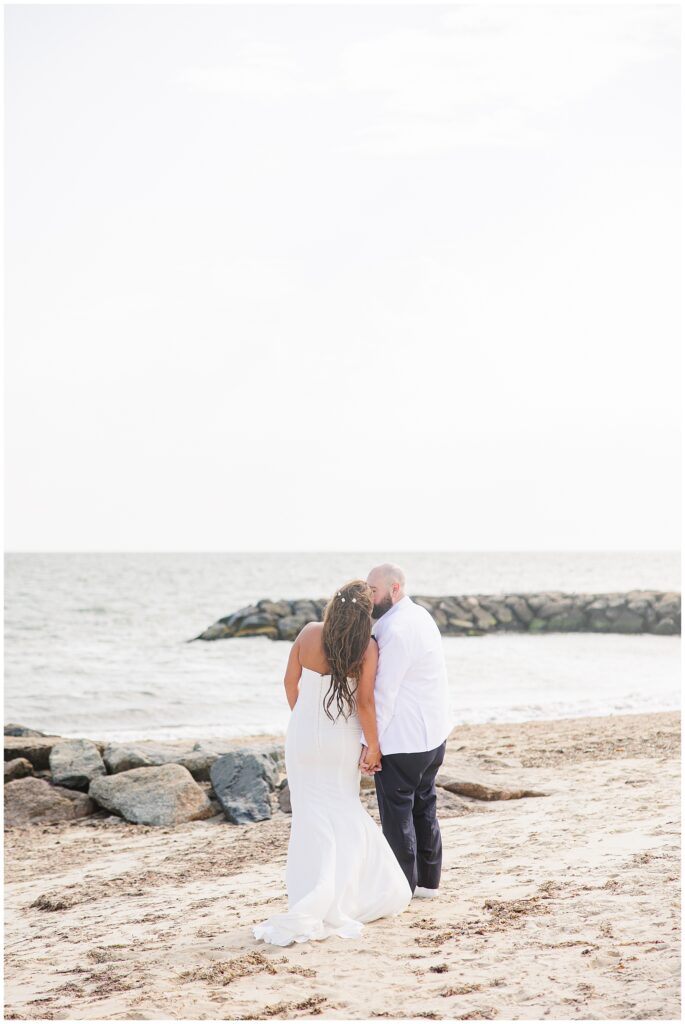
left=374, top=739, right=447, bottom=893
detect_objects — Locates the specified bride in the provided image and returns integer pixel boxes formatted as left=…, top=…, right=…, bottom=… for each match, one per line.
left=253, top=579, right=412, bottom=946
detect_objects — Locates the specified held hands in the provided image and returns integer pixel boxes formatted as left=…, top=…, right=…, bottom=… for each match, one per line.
left=359, top=744, right=382, bottom=775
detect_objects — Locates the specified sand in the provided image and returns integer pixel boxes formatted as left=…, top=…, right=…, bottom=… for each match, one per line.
left=3, top=710, right=680, bottom=1021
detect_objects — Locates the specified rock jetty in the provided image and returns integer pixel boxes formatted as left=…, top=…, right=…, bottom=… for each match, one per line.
left=191, top=590, right=680, bottom=641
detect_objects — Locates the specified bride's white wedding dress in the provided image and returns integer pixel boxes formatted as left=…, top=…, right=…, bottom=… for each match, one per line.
left=253, top=667, right=412, bottom=946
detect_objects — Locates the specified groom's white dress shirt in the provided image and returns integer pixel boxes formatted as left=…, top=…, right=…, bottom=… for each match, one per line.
left=360, top=595, right=452, bottom=755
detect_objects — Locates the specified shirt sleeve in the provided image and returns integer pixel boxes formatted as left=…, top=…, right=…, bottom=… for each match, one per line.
left=361, top=627, right=412, bottom=748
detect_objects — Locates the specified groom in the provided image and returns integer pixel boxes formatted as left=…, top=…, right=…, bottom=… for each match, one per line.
left=359, top=563, right=451, bottom=898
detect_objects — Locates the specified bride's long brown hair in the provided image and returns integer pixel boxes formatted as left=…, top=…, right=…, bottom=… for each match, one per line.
left=321, top=579, right=373, bottom=722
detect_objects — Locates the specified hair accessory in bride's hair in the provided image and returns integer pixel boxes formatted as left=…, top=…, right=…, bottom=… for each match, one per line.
left=337, top=591, right=356, bottom=603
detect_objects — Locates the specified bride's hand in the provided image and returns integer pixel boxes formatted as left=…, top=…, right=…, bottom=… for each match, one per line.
left=363, top=745, right=382, bottom=772
left=359, top=745, right=378, bottom=775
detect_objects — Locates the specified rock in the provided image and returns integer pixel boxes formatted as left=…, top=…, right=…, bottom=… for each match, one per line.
left=499, top=598, right=532, bottom=622
left=277, top=780, right=291, bottom=813
left=261, top=744, right=286, bottom=775
left=504, top=596, right=534, bottom=624
left=625, top=589, right=654, bottom=602
left=4, top=776, right=96, bottom=825
left=89, top=763, right=214, bottom=826
left=291, top=600, right=321, bottom=617
left=536, top=600, right=576, bottom=619
left=4, top=735, right=65, bottom=770
left=655, top=593, right=680, bottom=617
left=102, top=742, right=219, bottom=781
left=654, top=617, right=678, bottom=635
left=4, top=723, right=47, bottom=737
left=490, top=604, right=515, bottom=626
left=210, top=750, right=278, bottom=824
left=437, top=778, right=548, bottom=801
left=277, top=615, right=308, bottom=640
left=586, top=611, right=613, bottom=632
left=49, top=739, right=107, bottom=791
left=431, top=608, right=448, bottom=628
left=607, top=609, right=645, bottom=634
left=195, top=622, right=232, bottom=641
left=446, top=617, right=477, bottom=631
left=191, top=604, right=262, bottom=640
left=438, top=598, right=466, bottom=616
left=545, top=609, right=587, bottom=632
left=4, top=757, right=34, bottom=783
left=175, top=750, right=219, bottom=782
left=221, top=604, right=259, bottom=625
left=102, top=743, right=156, bottom=774
left=472, top=606, right=497, bottom=630
left=234, top=613, right=279, bottom=639
left=257, top=599, right=292, bottom=617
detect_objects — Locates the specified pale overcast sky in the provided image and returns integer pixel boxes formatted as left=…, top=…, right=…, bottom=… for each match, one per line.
left=4, top=3, right=681, bottom=551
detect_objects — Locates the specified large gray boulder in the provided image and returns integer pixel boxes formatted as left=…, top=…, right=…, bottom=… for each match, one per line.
left=49, top=739, right=107, bottom=791
left=210, top=749, right=278, bottom=824
left=5, top=776, right=96, bottom=825
left=89, top=763, right=214, bottom=826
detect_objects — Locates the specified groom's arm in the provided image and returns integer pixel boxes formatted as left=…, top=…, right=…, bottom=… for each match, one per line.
left=360, top=628, right=412, bottom=748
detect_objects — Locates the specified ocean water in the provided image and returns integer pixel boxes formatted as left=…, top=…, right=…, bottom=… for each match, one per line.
left=3, top=551, right=681, bottom=743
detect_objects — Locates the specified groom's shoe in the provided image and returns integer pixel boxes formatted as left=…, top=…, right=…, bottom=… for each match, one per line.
left=413, top=886, right=439, bottom=899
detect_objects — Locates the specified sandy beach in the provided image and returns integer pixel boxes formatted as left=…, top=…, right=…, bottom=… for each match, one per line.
left=4, top=710, right=680, bottom=1021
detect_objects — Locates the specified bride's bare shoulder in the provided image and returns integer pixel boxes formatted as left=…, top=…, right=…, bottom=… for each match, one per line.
left=299, top=621, right=323, bottom=636
left=296, top=620, right=323, bottom=650
left=363, top=635, right=379, bottom=661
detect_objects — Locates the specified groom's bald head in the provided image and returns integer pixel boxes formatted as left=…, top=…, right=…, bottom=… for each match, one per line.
left=366, top=563, right=406, bottom=619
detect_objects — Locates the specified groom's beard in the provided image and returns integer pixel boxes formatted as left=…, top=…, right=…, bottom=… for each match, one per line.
left=371, top=594, right=393, bottom=620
